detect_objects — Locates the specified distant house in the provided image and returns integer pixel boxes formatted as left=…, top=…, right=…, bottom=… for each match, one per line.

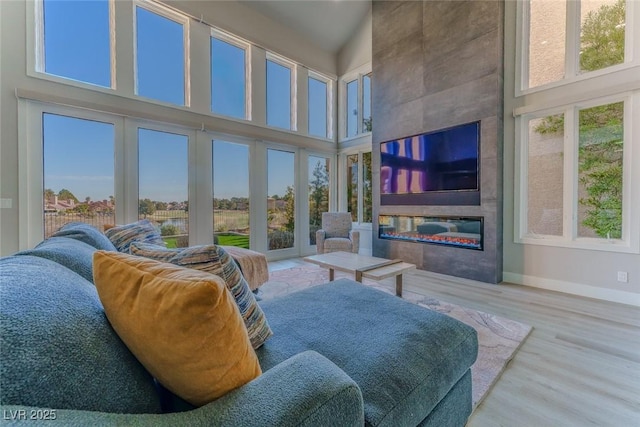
left=44, top=195, right=76, bottom=213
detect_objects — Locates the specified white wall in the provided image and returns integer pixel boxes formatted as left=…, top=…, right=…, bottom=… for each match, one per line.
left=337, top=5, right=372, bottom=77
left=503, top=1, right=640, bottom=306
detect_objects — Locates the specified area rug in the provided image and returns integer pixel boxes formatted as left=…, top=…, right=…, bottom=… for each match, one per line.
left=259, top=264, right=532, bottom=409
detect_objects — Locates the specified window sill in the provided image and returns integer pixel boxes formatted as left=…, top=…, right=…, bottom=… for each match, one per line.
left=516, top=234, right=639, bottom=254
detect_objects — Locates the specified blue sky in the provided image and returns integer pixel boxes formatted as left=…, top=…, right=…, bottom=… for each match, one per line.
left=42, top=0, right=329, bottom=204
left=44, top=114, right=115, bottom=202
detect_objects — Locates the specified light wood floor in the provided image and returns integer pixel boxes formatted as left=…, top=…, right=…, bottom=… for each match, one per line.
left=268, top=258, right=640, bottom=427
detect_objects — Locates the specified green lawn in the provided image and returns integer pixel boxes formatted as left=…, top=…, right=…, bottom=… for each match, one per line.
left=216, top=234, right=250, bottom=249
left=162, top=234, right=249, bottom=249
left=163, top=237, right=177, bottom=248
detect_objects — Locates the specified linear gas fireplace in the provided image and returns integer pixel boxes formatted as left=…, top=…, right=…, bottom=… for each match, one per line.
left=379, top=215, right=483, bottom=250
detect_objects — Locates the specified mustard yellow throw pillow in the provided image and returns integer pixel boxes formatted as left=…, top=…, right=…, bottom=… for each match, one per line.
left=92, top=251, right=261, bottom=407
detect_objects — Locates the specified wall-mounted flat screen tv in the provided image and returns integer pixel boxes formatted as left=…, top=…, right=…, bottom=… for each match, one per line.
left=380, top=121, right=480, bottom=206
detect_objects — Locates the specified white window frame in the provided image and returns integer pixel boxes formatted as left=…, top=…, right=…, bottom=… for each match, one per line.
left=209, top=135, right=255, bottom=248
left=133, top=0, right=191, bottom=107
left=18, top=101, right=125, bottom=249
left=210, top=28, right=252, bottom=121
left=339, top=63, right=372, bottom=142
left=339, top=148, right=373, bottom=225
left=264, top=143, right=299, bottom=258
left=301, top=151, right=336, bottom=254
left=31, top=0, right=117, bottom=90
left=265, top=52, right=297, bottom=131
left=362, top=72, right=372, bottom=134
left=307, top=71, right=333, bottom=140
left=514, top=92, right=639, bottom=254
left=517, top=0, right=639, bottom=96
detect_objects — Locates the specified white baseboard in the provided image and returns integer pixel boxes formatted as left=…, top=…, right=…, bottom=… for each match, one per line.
left=503, top=272, right=640, bottom=307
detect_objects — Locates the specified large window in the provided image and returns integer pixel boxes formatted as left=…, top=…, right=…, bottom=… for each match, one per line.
left=40, top=0, right=112, bottom=87
left=211, top=34, right=247, bottom=119
left=138, top=128, right=189, bottom=247
left=267, top=149, right=295, bottom=250
left=43, top=114, right=115, bottom=237
left=514, top=0, right=639, bottom=252
left=308, top=156, right=330, bottom=245
left=213, top=141, right=250, bottom=248
left=266, top=57, right=294, bottom=130
left=135, top=4, right=187, bottom=105
left=24, top=2, right=351, bottom=255
left=524, top=0, right=628, bottom=91
left=308, top=76, right=329, bottom=138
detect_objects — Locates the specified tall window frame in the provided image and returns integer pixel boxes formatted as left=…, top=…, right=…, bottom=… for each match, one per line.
left=340, top=65, right=372, bottom=141
left=33, top=0, right=116, bottom=90
left=133, top=0, right=191, bottom=107
left=265, top=52, right=297, bottom=131
left=517, top=0, right=637, bottom=95
left=307, top=71, right=333, bottom=139
left=512, top=0, right=640, bottom=254
left=210, top=28, right=251, bottom=120
left=341, top=150, right=372, bottom=225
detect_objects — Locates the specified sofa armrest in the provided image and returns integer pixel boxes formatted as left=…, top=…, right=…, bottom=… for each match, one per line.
left=315, top=230, right=326, bottom=253
left=1, top=351, right=363, bottom=427
left=349, top=230, right=360, bottom=253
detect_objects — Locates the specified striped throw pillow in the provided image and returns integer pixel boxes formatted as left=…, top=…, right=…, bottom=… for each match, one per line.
left=104, top=219, right=165, bottom=253
left=130, top=242, right=273, bottom=349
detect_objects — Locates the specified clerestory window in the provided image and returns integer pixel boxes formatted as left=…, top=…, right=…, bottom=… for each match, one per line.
left=134, top=2, right=188, bottom=106
left=211, top=31, right=249, bottom=120
left=39, top=0, right=113, bottom=87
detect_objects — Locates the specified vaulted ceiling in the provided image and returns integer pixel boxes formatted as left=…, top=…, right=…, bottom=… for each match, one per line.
left=239, top=0, right=371, bottom=53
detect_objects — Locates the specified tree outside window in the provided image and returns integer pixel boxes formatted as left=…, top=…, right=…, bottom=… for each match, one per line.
left=533, top=0, right=626, bottom=239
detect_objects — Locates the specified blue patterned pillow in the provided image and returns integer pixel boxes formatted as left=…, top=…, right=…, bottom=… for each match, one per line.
left=52, top=222, right=117, bottom=251
left=15, top=237, right=97, bottom=283
left=130, top=242, right=273, bottom=349
left=104, top=219, right=165, bottom=253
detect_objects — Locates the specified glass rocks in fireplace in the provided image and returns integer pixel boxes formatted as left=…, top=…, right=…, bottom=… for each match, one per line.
left=379, top=215, right=483, bottom=250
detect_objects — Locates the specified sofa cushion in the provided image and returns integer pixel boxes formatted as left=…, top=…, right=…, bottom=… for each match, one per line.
left=256, top=279, right=478, bottom=427
left=323, top=237, right=354, bottom=252
left=104, top=219, right=165, bottom=253
left=51, top=222, right=117, bottom=251
left=130, top=242, right=273, bottom=349
left=93, top=251, right=262, bottom=407
left=0, top=255, right=161, bottom=414
left=15, top=236, right=96, bottom=283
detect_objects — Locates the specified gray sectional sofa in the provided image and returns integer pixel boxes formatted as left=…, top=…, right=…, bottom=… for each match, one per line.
left=0, top=224, right=478, bottom=426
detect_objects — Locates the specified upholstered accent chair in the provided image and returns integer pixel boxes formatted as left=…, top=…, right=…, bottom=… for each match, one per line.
left=316, top=212, right=360, bottom=254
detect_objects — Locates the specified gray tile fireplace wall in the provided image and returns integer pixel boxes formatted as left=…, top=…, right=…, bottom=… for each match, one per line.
left=371, top=0, right=504, bottom=283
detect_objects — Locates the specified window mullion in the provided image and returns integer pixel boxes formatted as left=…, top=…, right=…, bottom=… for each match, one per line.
left=291, top=65, right=298, bottom=131
left=517, top=0, right=530, bottom=93
left=358, top=152, right=364, bottom=224
left=109, top=0, right=116, bottom=89
left=629, top=0, right=638, bottom=62
left=563, top=107, right=578, bottom=241
left=34, top=0, right=45, bottom=72
left=565, top=0, right=580, bottom=79
left=621, top=96, right=634, bottom=245
left=514, top=116, right=527, bottom=240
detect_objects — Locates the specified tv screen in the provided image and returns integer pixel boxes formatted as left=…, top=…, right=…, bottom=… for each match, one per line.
left=380, top=122, right=480, bottom=195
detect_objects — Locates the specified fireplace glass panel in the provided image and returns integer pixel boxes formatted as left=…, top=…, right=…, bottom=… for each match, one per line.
left=379, top=215, right=483, bottom=250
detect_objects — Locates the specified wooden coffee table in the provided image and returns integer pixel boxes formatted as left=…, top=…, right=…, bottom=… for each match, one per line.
left=303, top=251, right=416, bottom=297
